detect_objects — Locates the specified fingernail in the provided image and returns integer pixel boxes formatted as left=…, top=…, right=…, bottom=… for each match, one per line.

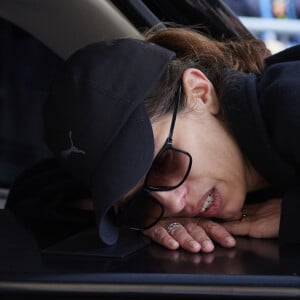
left=226, top=237, right=236, bottom=246
left=203, top=241, right=214, bottom=251
left=169, top=240, right=179, bottom=248
left=189, top=240, right=200, bottom=249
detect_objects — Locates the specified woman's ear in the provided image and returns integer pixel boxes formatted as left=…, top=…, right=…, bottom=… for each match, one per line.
left=182, top=68, right=220, bottom=115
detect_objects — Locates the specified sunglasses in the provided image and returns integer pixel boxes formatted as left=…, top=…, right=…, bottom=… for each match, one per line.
left=117, top=84, right=192, bottom=230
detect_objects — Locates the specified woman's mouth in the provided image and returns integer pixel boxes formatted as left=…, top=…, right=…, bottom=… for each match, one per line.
left=201, top=191, right=214, bottom=212
left=198, top=188, right=223, bottom=217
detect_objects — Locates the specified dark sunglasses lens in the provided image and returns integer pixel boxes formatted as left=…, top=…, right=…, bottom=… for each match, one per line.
left=119, top=191, right=163, bottom=230
left=146, top=148, right=190, bottom=188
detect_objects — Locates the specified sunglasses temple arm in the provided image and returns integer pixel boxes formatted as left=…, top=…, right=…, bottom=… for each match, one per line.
left=168, top=84, right=182, bottom=142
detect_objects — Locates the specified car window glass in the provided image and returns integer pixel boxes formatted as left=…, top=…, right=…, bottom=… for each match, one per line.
left=0, top=17, right=63, bottom=187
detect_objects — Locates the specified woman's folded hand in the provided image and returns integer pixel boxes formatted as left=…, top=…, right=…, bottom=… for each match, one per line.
left=222, top=198, right=281, bottom=239
left=143, top=217, right=236, bottom=253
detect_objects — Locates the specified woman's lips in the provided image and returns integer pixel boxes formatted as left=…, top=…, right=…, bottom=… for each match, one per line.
left=197, top=188, right=223, bottom=217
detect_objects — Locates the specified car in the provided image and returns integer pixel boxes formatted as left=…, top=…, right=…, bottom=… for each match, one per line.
left=0, top=1, right=299, bottom=299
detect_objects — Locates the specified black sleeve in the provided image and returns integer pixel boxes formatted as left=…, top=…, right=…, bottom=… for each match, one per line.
left=6, top=159, right=95, bottom=247
left=265, top=44, right=300, bottom=66
left=258, top=53, right=300, bottom=246
left=279, top=186, right=300, bottom=245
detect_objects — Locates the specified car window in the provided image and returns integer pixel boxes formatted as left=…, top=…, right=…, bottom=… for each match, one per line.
left=0, top=17, right=62, bottom=188
left=224, top=0, right=300, bottom=53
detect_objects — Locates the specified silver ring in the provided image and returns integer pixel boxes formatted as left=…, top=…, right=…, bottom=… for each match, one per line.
left=166, top=222, right=182, bottom=233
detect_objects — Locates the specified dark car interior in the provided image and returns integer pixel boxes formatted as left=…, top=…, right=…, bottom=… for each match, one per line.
left=0, top=1, right=299, bottom=299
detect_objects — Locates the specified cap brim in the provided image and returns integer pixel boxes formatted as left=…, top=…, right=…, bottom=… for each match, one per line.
left=91, top=104, right=154, bottom=245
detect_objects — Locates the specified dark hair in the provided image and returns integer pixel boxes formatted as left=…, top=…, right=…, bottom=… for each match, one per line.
left=144, top=27, right=270, bottom=121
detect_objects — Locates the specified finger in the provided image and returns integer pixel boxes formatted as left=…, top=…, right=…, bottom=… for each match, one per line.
left=201, top=220, right=236, bottom=248
left=167, top=223, right=202, bottom=253
left=143, top=225, right=179, bottom=250
left=221, top=219, right=250, bottom=236
left=184, top=223, right=215, bottom=253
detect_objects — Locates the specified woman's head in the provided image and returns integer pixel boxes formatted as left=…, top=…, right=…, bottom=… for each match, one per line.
left=45, top=29, right=270, bottom=243
left=119, top=27, right=270, bottom=228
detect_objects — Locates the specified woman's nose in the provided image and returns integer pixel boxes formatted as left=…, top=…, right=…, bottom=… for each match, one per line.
left=152, top=184, right=188, bottom=214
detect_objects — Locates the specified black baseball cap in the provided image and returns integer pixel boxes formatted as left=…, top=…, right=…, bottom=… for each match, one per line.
left=44, top=38, right=175, bottom=245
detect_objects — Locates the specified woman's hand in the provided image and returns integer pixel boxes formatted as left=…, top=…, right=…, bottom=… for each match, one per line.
left=222, top=198, right=282, bottom=239
left=142, top=198, right=281, bottom=253
left=143, top=217, right=236, bottom=253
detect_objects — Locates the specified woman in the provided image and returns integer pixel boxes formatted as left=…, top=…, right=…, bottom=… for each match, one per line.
left=115, top=27, right=299, bottom=253
left=7, top=27, right=300, bottom=252
left=135, top=27, right=295, bottom=253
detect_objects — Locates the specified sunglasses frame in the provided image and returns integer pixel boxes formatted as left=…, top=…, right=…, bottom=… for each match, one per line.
left=144, top=84, right=192, bottom=191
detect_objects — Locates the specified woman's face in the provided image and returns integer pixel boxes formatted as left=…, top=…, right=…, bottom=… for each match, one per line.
left=151, top=104, right=247, bottom=221
left=145, top=68, right=264, bottom=222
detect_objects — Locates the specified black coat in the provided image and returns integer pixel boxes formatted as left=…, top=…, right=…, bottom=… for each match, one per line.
left=222, top=44, right=300, bottom=245
left=6, top=45, right=300, bottom=246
